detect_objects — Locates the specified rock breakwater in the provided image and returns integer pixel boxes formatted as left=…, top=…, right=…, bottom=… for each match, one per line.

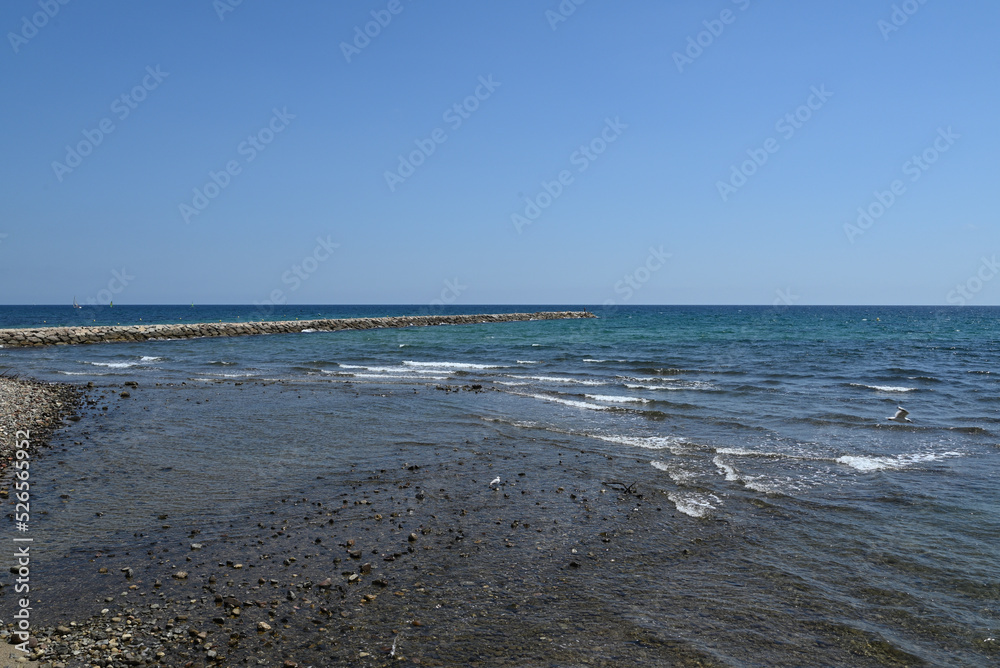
left=0, top=311, right=594, bottom=348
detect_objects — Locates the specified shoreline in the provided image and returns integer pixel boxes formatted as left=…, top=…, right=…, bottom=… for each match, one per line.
left=0, top=375, right=722, bottom=667
left=0, top=311, right=594, bottom=348
left=0, top=376, right=80, bottom=475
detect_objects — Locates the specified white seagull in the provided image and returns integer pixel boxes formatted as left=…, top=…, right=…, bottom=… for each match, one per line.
left=887, top=406, right=912, bottom=423
left=489, top=476, right=501, bottom=488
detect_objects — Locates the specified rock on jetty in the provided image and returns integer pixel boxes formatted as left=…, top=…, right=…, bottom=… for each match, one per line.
left=0, top=311, right=594, bottom=348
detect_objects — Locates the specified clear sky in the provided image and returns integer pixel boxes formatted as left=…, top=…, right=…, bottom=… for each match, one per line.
left=1, top=1, right=997, bottom=306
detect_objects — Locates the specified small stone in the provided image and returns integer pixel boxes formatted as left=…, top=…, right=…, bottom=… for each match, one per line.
left=408, top=533, right=418, bottom=542
left=190, top=543, right=203, bottom=550
left=257, top=621, right=271, bottom=632
left=360, top=563, right=372, bottom=575
left=317, top=578, right=332, bottom=589
left=173, top=571, right=188, bottom=579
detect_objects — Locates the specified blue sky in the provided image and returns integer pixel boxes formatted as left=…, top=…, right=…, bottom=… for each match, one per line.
left=1, top=0, right=997, bottom=306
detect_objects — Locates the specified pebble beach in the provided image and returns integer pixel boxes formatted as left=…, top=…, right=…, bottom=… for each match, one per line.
left=1, top=376, right=722, bottom=668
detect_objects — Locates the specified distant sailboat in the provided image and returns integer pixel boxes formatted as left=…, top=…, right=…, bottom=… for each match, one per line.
left=73, top=296, right=81, bottom=308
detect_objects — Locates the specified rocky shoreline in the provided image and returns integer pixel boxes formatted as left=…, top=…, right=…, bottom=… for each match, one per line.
left=0, top=375, right=728, bottom=668
left=0, top=312, right=594, bottom=349
left=0, top=377, right=81, bottom=476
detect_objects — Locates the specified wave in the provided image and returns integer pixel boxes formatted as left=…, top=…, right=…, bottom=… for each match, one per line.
left=200, top=372, right=257, bottom=378
left=207, top=361, right=237, bottom=366
left=57, top=370, right=110, bottom=376
left=140, top=356, right=162, bottom=362
left=338, top=365, right=447, bottom=375
left=582, top=358, right=626, bottom=363
left=836, top=451, right=963, bottom=472
left=516, top=360, right=540, bottom=364
left=650, top=460, right=702, bottom=485
left=849, top=383, right=917, bottom=393
left=712, top=456, right=741, bottom=482
left=623, top=381, right=714, bottom=391
left=666, top=491, right=719, bottom=518
left=520, top=393, right=612, bottom=411
left=87, top=361, right=140, bottom=368
left=324, top=370, right=449, bottom=381
left=403, top=360, right=502, bottom=370
left=509, top=375, right=608, bottom=387
left=584, top=394, right=650, bottom=404
left=591, top=434, right=689, bottom=452
left=635, top=367, right=690, bottom=376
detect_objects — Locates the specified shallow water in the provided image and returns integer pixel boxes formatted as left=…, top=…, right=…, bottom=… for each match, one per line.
left=2, top=305, right=998, bottom=665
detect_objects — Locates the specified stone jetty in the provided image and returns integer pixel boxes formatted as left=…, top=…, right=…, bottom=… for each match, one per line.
left=0, top=311, right=594, bottom=348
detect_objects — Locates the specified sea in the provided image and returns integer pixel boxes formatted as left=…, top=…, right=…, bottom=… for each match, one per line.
left=1, top=304, right=998, bottom=666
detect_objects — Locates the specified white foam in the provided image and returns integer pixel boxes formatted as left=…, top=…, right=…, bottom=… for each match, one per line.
left=57, top=370, right=110, bottom=376
left=836, top=451, right=961, bottom=471
left=585, top=394, right=650, bottom=404
left=345, top=365, right=447, bottom=375
left=850, top=383, right=916, bottom=392
left=403, top=360, right=501, bottom=370
left=334, top=372, right=449, bottom=381
left=509, top=375, right=607, bottom=386
left=300, top=328, right=317, bottom=333
left=88, top=361, right=139, bottom=368
left=666, top=492, right=719, bottom=518
left=623, top=380, right=713, bottom=391
left=592, top=434, right=689, bottom=452
left=650, top=461, right=701, bottom=485
left=712, top=456, right=740, bottom=481
left=516, top=360, right=539, bottom=364
left=140, top=356, right=162, bottom=362
left=582, top=358, right=625, bottom=363
left=522, top=394, right=611, bottom=411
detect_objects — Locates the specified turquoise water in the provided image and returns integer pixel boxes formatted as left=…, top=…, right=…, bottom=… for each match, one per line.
left=2, top=305, right=998, bottom=665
